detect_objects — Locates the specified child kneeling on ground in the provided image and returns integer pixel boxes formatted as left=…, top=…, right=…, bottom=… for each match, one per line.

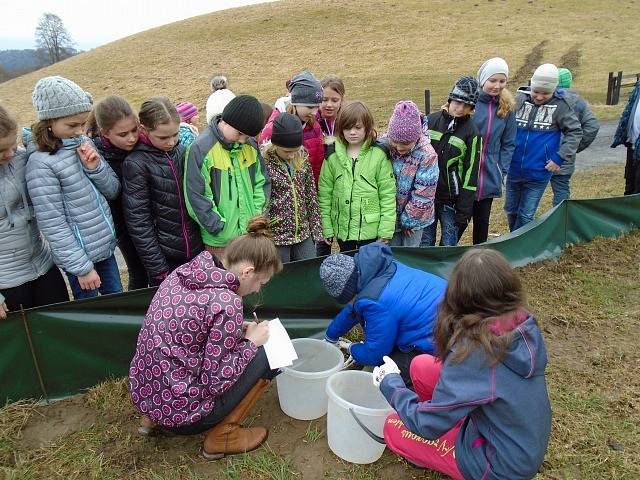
left=129, top=216, right=282, bottom=459
left=320, top=242, right=447, bottom=386
left=375, top=248, right=551, bottom=480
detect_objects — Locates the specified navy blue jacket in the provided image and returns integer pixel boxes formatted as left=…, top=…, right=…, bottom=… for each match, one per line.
left=381, top=313, right=551, bottom=480
left=509, top=87, right=582, bottom=182
left=473, top=91, right=517, bottom=200
left=325, top=243, right=447, bottom=366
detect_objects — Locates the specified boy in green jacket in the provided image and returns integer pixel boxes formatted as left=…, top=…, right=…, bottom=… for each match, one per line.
left=185, top=95, right=270, bottom=258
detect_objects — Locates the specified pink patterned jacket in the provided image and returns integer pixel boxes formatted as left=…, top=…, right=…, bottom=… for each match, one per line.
left=129, top=251, right=257, bottom=428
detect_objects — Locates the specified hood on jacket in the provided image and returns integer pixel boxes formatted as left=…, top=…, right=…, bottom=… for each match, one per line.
left=175, top=250, right=237, bottom=292
left=498, top=313, right=547, bottom=379
left=354, top=242, right=397, bottom=299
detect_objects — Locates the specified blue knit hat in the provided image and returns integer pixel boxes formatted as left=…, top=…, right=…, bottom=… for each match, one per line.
left=320, top=253, right=358, bottom=304
left=289, top=71, right=323, bottom=106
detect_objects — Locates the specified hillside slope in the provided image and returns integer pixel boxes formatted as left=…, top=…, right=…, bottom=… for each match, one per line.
left=0, top=0, right=638, bottom=126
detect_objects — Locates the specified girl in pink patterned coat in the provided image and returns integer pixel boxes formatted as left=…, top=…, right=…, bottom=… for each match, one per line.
left=129, top=216, right=282, bottom=460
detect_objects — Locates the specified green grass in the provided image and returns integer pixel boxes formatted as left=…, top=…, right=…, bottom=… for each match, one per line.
left=221, top=444, right=296, bottom=480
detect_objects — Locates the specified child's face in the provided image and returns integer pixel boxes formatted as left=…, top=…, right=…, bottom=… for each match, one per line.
left=189, top=114, right=200, bottom=125
left=51, top=111, right=91, bottom=139
left=145, top=121, right=179, bottom=151
left=343, top=123, right=366, bottom=146
left=320, top=88, right=342, bottom=119
left=221, top=122, right=250, bottom=144
left=531, top=89, right=554, bottom=105
left=482, top=74, right=507, bottom=96
left=448, top=100, right=474, bottom=118
left=390, top=139, right=417, bottom=157
left=295, top=105, right=319, bottom=124
left=103, top=115, right=139, bottom=152
left=0, top=131, right=18, bottom=165
left=234, top=263, right=273, bottom=297
left=275, top=145, right=301, bottom=162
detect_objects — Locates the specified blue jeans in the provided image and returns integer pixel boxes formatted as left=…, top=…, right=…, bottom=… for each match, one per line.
left=550, top=174, right=571, bottom=207
left=390, top=228, right=424, bottom=247
left=504, top=178, right=549, bottom=232
left=420, top=202, right=458, bottom=246
left=66, top=254, right=123, bottom=299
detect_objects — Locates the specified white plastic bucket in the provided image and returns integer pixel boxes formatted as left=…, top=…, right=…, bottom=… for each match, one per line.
left=276, top=338, right=344, bottom=420
left=325, top=370, right=394, bottom=464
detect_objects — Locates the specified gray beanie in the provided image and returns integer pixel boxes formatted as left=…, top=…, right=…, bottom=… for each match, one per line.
left=530, top=64, right=559, bottom=94
left=289, top=71, right=323, bottom=106
left=320, top=253, right=358, bottom=304
left=32, top=76, right=93, bottom=121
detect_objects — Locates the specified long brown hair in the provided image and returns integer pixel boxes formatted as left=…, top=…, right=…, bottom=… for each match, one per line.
left=0, top=104, right=17, bottom=138
left=321, top=74, right=345, bottom=98
left=224, top=216, right=283, bottom=275
left=32, top=120, right=61, bottom=152
left=336, top=101, right=377, bottom=145
left=435, top=249, right=527, bottom=364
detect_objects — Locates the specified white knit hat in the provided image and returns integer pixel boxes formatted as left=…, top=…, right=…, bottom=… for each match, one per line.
left=206, top=89, right=236, bottom=124
left=530, top=64, right=559, bottom=93
left=477, top=57, right=509, bottom=87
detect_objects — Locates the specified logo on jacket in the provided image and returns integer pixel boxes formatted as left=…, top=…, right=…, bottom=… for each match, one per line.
left=516, top=102, right=558, bottom=131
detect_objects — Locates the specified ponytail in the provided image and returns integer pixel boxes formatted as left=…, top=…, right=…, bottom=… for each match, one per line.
left=224, top=216, right=283, bottom=275
left=497, top=88, right=516, bottom=118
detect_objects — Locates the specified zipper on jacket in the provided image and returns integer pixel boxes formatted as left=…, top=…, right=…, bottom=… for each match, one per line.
left=345, top=157, right=358, bottom=238
left=228, top=167, right=233, bottom=201
left=166, top=153, right=191, bottom=258
left=478, top=97, right=494, bottom=199
left=288, top=163, right=300, bottom=241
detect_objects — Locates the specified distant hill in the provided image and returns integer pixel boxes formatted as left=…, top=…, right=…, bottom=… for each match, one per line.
left=0, top=49, right=46, bottom=73
left=0, top=0, right=638, bottom=123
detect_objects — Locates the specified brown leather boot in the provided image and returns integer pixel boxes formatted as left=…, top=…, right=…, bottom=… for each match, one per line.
left=202, top=378, right=270, bottom=460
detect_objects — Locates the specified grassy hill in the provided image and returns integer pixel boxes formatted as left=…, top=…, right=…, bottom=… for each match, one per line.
left=0, top=0, right=638, bottom=128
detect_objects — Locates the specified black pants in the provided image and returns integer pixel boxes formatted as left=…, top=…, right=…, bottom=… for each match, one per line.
left=167, top=348, right=279, bottom=435
left=117, top=232, right=149, bottom=290
left=624, top=147, right=640, bottom=195
left=471, top=198, right=494, bottom=244
left=316, top=240, right=332, bottom=257
left=388, top=348, right=423, bottom=389
left=337, top=238, right=376, bottom=252
left=1, top=265, right=69, bottom=310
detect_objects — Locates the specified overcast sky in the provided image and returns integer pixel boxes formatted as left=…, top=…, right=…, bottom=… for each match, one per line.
left=0, top=0, right=277, bottom=50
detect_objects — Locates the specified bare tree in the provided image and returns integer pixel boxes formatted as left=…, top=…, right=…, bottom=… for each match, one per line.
left=35, top=13, right=75, bottom=64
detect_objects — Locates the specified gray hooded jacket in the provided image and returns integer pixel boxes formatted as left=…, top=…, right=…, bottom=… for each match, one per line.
left=0, top=146, right=53, bottom=291
left=26, top=136, right=120, bottom=276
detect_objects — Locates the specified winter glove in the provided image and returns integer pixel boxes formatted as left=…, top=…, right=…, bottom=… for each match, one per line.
left=336, top=338, right=352, bottom=352
left=372, top=356, right=401, bottom=387
left=342, top=355, right=357, bottom=370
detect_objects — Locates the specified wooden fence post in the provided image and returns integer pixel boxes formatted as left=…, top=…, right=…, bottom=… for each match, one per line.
left=606, top=71, right=614, bottom=105
left=424, top=89, right=431, bottom=115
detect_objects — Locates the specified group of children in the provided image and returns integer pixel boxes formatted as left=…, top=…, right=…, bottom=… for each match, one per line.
left=0, top=59, right=603, bottom=478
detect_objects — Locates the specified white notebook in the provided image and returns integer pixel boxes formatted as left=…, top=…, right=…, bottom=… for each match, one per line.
left=263, top=318, right=298, bottom=369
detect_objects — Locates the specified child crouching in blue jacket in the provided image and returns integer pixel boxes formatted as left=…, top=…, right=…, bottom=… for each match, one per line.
left=374, top=248, right=551, bottom=480
left=320, top=242, right=447, bottom=386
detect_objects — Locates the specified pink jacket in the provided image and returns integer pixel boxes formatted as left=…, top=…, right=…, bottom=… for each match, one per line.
left=129, top=251, right=257, bottom=428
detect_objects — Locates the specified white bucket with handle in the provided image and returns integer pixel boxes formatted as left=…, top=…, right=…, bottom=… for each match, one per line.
left=325, top=370, right=394, bottom=464
left=276, top=338, right=344, bottom=420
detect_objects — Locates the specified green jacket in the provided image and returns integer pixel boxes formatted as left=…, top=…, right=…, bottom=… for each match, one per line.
left=318, top=140, right=396, bottom=241
left=184, top=118, right=270, bottom=247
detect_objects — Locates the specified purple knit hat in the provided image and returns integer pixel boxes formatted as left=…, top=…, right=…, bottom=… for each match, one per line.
left=387, top=100, right=422, bottom=143
left=176, top=102, right=198, bottom=122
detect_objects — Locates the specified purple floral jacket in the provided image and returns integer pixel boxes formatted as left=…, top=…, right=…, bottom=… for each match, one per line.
left=129, top=251, right=257, bottom=428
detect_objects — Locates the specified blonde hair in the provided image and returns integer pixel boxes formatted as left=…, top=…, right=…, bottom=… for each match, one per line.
left=0, top=104, right=17, bottom=138
left=265, top=143, right=307, bottom=171
left=496, top=89, right=516, bottom=118
left=321, top=74, right=345, bottom=98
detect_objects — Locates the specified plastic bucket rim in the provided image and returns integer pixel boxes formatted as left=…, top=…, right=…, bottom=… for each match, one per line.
left=326, top=370, right=393, bottom=416
left=281, top=338, right=345, bottom=379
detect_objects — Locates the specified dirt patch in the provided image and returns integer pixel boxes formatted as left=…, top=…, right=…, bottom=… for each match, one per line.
left=512, top=40, right=548, bottom=86
left=559, top=43, right=582, bottom=76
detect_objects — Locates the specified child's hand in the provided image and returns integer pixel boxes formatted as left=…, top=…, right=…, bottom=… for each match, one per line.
left=545, top=160, right=561, bottom=173
left=245, top=320, right=269, bottom=347
left=0, top=302, right=8, bottom=320
left=77, top=142, right=101, bottom=170
left=403, top=229, right=415, bottom=237
left=78, top=269, right=101, bottom=291
left=323, top=237, right=333, bottom=246
left=377, top=237, right=390, bottom=244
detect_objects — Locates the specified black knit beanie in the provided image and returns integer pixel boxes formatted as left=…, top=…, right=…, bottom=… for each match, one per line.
left=271, top=112, right=303, bottom=148
left=221, top=95, right=264, bottom=137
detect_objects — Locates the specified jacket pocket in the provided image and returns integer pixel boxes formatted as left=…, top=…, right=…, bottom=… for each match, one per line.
left=73, top=224, right=85, bottom=250
left=363, top=212, right=380, bottom=223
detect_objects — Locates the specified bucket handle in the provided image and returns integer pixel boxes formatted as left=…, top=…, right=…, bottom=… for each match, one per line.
left=348, top=408, right=386, bottom=444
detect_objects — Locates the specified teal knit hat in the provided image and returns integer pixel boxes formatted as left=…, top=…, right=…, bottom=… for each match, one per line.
left=558, top=68, right=573, bottom=89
